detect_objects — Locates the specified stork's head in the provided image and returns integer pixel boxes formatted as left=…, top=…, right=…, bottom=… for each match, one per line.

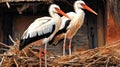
left=74, top=0, right=97, bottom=15
left=49, top=4, right=70, bottom=19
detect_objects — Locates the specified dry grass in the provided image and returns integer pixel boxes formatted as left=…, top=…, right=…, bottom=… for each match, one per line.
left=49, top=40, right=120, bottom=67
left=0, top=35, right=40, bottom=67
left=0, top=36, right=120, bottom=67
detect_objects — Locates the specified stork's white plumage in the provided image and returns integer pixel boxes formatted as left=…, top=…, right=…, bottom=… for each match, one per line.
left=19, top=4, right=70, bottom=67
left=50, top=0, right=97, bottom=56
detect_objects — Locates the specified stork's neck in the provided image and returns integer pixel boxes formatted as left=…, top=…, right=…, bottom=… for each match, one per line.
left=74, top=7, right=85, bottom=18
left=49, top=10, right=61, bottom=22
left=74, top=5, right=85, bottom=26
left=49, top=10, right=61, bottom=30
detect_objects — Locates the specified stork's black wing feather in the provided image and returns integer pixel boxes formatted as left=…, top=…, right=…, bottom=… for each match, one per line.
left=49, top=20, right=71, bottom=45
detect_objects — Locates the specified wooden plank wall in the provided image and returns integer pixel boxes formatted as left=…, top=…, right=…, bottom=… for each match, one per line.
left=97, top=0, right=106, bottom=47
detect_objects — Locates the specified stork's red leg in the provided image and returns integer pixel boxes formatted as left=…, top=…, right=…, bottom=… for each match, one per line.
left=68, top=38, right=72, bottom=56
left=39, top=47, right=42, bottom=67
left=63, top=34, right=67, bottom=56
left=44, top=43, right=47, bottom=67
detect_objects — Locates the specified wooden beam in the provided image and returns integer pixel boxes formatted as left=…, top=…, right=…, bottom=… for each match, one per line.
left=97, top=5, right=105, bottom=47
left=2, top=13, right=13, bottom=45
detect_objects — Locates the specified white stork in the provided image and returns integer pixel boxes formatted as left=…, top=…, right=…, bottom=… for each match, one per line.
left=19, top=4, right=70, bottom=67
left=49, top=0, right=97, bottom=56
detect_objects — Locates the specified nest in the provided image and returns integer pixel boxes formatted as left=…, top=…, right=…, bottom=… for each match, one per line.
left=0, top=36, right=40, bottom=67
left=0, top=36, right=120, bottom=67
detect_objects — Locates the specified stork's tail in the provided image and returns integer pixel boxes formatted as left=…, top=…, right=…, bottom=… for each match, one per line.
left=19, top=39, right=26, bottom=50
left=19, top=39, right=31, bottom=50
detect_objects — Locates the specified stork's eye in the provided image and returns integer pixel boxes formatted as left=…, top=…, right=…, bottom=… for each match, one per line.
left=80, top=3, right=85, bottom=6
left=55, top=7, right=59, bottom=10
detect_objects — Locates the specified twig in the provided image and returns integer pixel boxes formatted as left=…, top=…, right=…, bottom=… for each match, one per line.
left=0, top=48, right=8, bottom=51
left=9, top=35, right=16, bottom=44
left=105, top=56, right=111, bottom=67
left=6, top=2, right=10, bottom=8
left=22, top=50, right=28, bottom=57
left=80, top=49, right=94, bottom=55
left=28, top=48, right=39, bottom=57
left=89, top=40, right=120, bottom=58
left=113, top=56, right=120, bottom=61
left=106, top=39, right=120, bottom=46
left=106, top=42, right=120, bottom=49
left=85, top=57, right=104, bottom=67
left=19, top=57, right=31, bottom=59
left=88, top=40, right=120, bottom=59
left=13, top=45, right=19, bottom=51
left=111, top=39, right=120, bottom=44
left=88, top=52, right=99, bottom=59
left=0, top=54, right=7, bottom=56
left=14, top=58, right=19, bottom=67
left=0, top=56, right=5, bottom=66
left=0, top=42, right=10, bottom=48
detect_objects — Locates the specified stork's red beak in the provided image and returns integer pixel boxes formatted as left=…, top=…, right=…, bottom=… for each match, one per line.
left=55, top=8, right=71, bottom=19
left=81, top=4, right=97, bottom=15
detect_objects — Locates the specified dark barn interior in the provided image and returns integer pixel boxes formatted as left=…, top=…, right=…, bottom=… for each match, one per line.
left=0, top=0, right=106, bottom=53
